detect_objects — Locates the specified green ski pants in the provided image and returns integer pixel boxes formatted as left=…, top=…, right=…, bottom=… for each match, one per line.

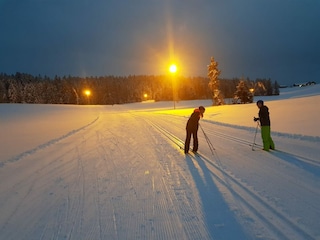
left=261, top=126, right=275, bottom=151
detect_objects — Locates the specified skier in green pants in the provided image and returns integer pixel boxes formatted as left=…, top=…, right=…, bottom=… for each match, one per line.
left=254, top=100, right=275, bottom=151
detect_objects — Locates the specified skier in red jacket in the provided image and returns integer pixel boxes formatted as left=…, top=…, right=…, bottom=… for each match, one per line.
left=184, top=106, right=205, bottom=154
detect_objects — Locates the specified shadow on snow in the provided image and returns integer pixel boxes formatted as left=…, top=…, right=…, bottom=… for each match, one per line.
left=185, top=154, right=249, bottom=240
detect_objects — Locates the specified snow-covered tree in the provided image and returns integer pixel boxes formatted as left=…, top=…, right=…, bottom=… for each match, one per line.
left=207, top=57, right=223, bottom=105
left=233, top=80, right=253, bottom=104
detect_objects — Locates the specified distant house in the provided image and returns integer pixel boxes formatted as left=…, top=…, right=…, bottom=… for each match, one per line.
left=293, top=81, right=316, bottom=87
left=306, top=81, right=317, bottom=85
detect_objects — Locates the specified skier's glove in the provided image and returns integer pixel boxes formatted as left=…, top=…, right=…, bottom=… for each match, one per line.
left=254, top=117, right=259, bottom=122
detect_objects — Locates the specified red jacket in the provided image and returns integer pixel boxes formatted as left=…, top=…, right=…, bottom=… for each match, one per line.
left=186, top=109, right=202, bottom=131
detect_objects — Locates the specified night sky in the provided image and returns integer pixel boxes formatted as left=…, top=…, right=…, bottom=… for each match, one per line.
left=1, top=0, right=319, bottom=85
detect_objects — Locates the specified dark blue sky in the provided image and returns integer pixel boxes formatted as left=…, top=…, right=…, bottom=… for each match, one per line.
left=1, top=0, right=319, bottom=85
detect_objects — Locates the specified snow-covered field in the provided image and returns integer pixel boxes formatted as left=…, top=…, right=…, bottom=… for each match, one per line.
left=1, top=84, right=319, bottom=240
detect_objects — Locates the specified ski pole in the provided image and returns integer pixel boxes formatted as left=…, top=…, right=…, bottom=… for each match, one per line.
left=199, top=123, right=224, bottom=168
left=199, top=123, right=215, bottom=155
left=252, top=121, right=259, bottom=151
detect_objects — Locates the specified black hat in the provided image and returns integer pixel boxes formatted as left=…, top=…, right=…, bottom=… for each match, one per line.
left=199, top=106, right=205, bottom=111
left=256, top=100, right=264, bottom=105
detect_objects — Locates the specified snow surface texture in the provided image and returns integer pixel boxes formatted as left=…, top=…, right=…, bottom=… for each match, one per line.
left=0, top=85, right=319, bottom=240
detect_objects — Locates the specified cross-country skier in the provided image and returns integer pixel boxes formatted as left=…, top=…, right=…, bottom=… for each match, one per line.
left=184, top=106, right=205, bottom=154
left=254, top=100, right=275, bottom=151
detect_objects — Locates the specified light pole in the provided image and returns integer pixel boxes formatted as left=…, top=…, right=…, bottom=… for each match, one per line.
left=84, top=90, right=91, bottom=104
left=169, top=64, right=177, bottom=109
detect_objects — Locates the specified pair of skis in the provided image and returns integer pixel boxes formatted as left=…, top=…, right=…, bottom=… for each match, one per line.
left=182, top=122, right=261, bottom=154
left=180, top=146, right=199, bottom=155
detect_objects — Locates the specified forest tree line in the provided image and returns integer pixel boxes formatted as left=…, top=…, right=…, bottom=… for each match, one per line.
left=0, top=72, right=279, bottom=105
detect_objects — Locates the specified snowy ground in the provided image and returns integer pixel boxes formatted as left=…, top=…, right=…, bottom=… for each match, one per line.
left=0, top=84, right=319, bottom=240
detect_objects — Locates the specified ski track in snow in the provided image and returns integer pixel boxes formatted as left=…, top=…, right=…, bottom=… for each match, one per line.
left=0, top=116, right=100, bottom=168
left=0, top=102, right=320, bottom=239
left=202, top=119, right=320, bottom=143
left=143, top=114, right=320, bottom=240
